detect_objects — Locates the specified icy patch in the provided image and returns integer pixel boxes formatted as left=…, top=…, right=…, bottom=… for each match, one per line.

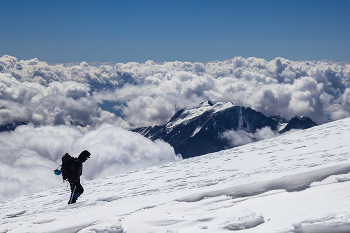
left=190, top=126, right=202, bottom=137
left=278, top=123, right=288, bottom=132
left=336, top=176, right=350, bottom=183
left=148, top=219, right=186, bottom=226
left=292, top=223, right=350, bottom=233
left=177, top=163, right=350, bottom=202
left=32, top=218, right=56, bottom=224
left=52, top=222, right=97, bottom=233
left=290, top=214, right=350, bottom=233
left=88, top=222, right=124, bottom=233
left=222, top=212, right=265, bottom=231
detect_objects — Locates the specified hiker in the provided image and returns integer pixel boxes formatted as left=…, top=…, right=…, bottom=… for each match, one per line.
left=68, top=150, right=91, bottom=204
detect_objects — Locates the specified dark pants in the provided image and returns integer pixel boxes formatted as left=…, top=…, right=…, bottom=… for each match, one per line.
left=69, top=180, right=84, bottom=204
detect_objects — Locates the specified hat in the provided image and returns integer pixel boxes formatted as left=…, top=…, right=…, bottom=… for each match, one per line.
left=78, top=150, right=91, bottom=161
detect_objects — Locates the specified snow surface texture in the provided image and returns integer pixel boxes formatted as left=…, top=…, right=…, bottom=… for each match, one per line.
left=1, top=117, right=350, bottom=232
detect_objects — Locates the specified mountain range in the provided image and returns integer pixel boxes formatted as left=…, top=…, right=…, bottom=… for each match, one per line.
left=133, top=101, right=317, bottom=158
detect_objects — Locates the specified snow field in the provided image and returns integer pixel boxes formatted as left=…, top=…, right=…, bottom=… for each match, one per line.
left=1, top=117, right=350, bottom=232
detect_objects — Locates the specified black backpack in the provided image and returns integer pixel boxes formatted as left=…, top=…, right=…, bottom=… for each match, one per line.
left=61, top=153, right=75, bottom=181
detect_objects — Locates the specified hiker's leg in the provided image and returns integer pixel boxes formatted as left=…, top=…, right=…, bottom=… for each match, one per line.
left=75, top=182, right=84, bottom=194
left=68, top=184, right=76, bottom=204
left=69, top=181, right=75, bottom=192
left=68, top=181, right=80, bottom=204
left=69, top=181, right=84, bottom=204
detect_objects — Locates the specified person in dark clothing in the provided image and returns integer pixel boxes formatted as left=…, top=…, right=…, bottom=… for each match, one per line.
left=68, top=150, right=90, bottom=204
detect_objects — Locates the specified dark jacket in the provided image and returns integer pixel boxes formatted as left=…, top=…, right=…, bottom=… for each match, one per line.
left=70, top=158, right=83, bottom=182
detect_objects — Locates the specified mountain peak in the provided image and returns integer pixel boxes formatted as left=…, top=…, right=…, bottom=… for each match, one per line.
left=200, top=100, right=213, bottom=107
left=165, top=102, right=236, bottom=134
left=279, top=116, right=317, bottom=133
left=133, top=102, right=317, bottom=158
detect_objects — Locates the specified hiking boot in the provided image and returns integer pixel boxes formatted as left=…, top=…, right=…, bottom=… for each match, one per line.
left=68, top=199, right=76, bottom=204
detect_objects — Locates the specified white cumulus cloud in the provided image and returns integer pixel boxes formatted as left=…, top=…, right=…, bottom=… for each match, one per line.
left=1, top=55, right=350, bottom=129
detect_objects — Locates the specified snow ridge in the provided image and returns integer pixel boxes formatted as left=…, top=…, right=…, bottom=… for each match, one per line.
left=176, top=163, right=350, bottom=202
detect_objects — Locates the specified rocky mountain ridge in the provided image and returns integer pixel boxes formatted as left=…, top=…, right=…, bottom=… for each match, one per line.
left=133, top=101, right=317, bottom=158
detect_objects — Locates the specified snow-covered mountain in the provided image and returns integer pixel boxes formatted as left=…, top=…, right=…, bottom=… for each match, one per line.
left=1, top=116, right=350, bottom=232
left=133, top=101, right=317, bottom=158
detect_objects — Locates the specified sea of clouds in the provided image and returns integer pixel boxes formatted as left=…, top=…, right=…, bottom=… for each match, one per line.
left=0, top=123, right=178, bottom=200
left=0, top=54, right=350, bottom=199
left=1, top=55, right=349, bottom=130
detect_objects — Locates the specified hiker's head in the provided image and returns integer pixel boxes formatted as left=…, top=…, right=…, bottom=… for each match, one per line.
left=78, top=150, right=91, bottom=162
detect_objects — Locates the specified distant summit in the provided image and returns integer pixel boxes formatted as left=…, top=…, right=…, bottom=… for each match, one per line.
left=133, top=102, right=317, bottom=158
left=279, top=116, right=317, bottom=133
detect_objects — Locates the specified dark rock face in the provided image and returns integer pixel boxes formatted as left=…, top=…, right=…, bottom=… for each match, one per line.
left=133, top=101, right=317, bottom=159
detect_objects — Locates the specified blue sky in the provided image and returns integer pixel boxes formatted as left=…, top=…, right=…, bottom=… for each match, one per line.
left=1, top=0, right=349, bottom=63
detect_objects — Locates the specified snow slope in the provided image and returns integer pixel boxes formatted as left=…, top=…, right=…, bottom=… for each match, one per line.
left=1, top=117, right=350, bottom=233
